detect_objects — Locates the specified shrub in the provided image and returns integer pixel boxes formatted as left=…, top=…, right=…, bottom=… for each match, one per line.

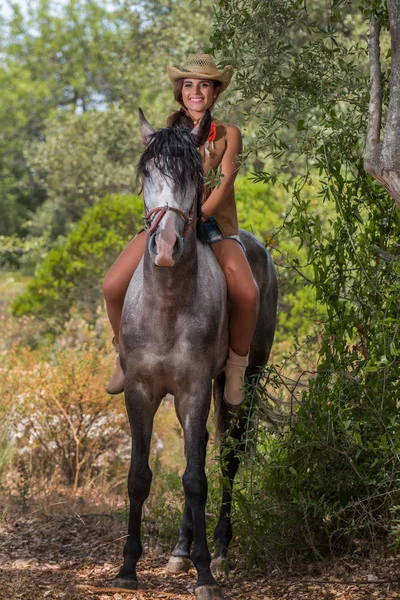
left=230, top=356, right=400, bottom=564
left=236, top=177, right=284, bottom=237
left=12, top=194, right=142, bottom=323
left=26, top=106, right=142, bottom=241
left=0, top=422, right=13, bottom=489
left=2, top=318, right=130, bottom=492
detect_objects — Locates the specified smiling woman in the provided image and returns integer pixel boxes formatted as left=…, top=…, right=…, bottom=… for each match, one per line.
left=103, top=54, right=259, bottom=408
left=182, top=79, right=215, bottom=119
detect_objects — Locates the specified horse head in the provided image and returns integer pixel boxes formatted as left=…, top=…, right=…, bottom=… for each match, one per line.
left=137, top=108, right=211, bottom=267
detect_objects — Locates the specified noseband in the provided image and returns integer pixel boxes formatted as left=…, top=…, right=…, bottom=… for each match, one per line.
left=144, top=203, right=194, bottom=237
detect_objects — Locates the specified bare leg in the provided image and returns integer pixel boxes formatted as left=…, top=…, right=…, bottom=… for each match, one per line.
left=211, top=239, right=259, bottom=356
left=103, top=231, right=147, bottom=341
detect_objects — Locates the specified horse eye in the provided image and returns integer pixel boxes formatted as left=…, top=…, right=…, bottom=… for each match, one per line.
left=142, top=168, right=149, bottom=178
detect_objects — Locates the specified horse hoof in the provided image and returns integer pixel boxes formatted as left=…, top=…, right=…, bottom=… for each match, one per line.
left=109, top=577, right=138, bottom=590
left=166, top=555, right=192, bottom=574
left=195, top=585, right=224, bottom=600
left=211, top=556, right=229, bottom=580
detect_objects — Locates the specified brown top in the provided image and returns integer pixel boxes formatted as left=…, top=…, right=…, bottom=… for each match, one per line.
left=200, top=119, right=239, bottom=237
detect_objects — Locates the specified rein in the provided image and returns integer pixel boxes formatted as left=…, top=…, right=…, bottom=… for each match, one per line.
left=144, top=203, right=194, bottom=237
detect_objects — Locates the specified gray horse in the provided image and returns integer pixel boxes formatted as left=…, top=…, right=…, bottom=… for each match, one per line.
left=112, top=110, right=277, bottom=600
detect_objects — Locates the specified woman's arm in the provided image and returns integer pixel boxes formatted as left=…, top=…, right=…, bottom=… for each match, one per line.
left=201, top=124, right=242, bottom=220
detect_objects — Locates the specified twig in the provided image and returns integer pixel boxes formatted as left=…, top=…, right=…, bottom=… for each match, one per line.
left=373, top=245, right=400, bottom=262
left=93, top=534, right=129, bottom=549
left=287, top=577, right=400, bottom=585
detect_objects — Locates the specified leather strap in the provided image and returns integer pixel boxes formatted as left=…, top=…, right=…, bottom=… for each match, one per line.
left=144, top=204, right=194, bottom=236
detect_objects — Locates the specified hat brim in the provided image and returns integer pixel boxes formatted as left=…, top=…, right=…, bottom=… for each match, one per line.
left=167, top=65, right=233, bottom=93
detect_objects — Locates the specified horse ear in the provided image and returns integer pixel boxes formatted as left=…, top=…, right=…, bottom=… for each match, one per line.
left=139, top=108, right=155, bottom=146
left=191, top=109, right=212, bottom=147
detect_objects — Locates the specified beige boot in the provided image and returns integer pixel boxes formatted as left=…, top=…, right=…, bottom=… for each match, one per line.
left=107, top=337, right=125, bottom=395
left=224, top=347, right=249, bottom=407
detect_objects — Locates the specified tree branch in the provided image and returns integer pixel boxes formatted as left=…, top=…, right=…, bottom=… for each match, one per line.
left=364, top=15, right=382, bottom=165
left=373, top=245, right=400, bottom=262
left=382, top=0, right=400, bottom=171
left=364, top=11, right=400, bottom=210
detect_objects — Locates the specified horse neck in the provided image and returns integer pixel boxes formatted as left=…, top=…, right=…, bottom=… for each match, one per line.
left=143, top=227, right=199, bottom=302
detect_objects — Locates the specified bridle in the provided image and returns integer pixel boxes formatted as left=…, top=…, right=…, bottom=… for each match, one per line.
left=144, top=203, right=194, bottom=237
left=137, top=113, right=212, bottom=242
left=139, top=143, right=204, bottom=238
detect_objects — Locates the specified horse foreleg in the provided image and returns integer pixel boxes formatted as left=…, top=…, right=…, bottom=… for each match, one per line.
left=112, top=382, right=156, bottom=589
left=179, top=385, right=223, bottom=600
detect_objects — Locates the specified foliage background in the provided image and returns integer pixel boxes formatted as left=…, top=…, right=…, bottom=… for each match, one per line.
left=1, top=0, right=399, bottom=568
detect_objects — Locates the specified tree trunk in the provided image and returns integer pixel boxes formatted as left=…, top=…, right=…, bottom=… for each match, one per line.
left=364, top=4, right=400, bottom=209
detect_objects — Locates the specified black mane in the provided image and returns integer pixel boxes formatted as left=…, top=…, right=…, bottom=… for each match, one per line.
left=137, top=127, right=206, bottom=243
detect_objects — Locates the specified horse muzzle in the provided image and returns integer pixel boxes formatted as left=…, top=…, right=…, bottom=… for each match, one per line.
left=149, top=212, right=184, bottom=267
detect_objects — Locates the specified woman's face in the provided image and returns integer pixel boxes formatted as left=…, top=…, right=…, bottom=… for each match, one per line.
left=181, top=78, right=215, bottom=113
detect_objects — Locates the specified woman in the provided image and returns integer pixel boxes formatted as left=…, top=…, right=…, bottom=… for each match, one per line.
left=103, top=54, right=259, bottom=406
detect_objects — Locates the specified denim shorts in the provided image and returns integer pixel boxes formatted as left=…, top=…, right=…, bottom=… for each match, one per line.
left=203, top=216, right=246, bottom=252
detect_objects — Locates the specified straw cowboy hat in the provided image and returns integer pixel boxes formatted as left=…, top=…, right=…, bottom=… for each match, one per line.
left=167, top=54, right=233, bottom=93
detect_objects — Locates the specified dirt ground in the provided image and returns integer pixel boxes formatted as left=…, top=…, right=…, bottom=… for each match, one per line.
left=0, top=498, right=399, bottom=600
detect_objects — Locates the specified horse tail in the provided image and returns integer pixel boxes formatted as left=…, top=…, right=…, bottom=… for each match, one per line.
left=214, top=372, right=229, bottom=438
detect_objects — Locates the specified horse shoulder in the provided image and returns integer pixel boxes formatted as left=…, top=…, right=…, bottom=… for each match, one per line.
left=197, top=241, right=227, bottom=301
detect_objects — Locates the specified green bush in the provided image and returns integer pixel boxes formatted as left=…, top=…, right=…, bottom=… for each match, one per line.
left=230, top=154, right=400, bottom=566
left=26, top=107, right=142, bottom=241
left=230, top=180, right=400, bottom=563
left=0, top=235, right=49, bottom=271
left=236, top=177, right=284, bottom=236
left=12, top=194, right=142, bottom=323
left=236, top=176, right=324, bottom=343
left=231, top=352, right=400, bottom=563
